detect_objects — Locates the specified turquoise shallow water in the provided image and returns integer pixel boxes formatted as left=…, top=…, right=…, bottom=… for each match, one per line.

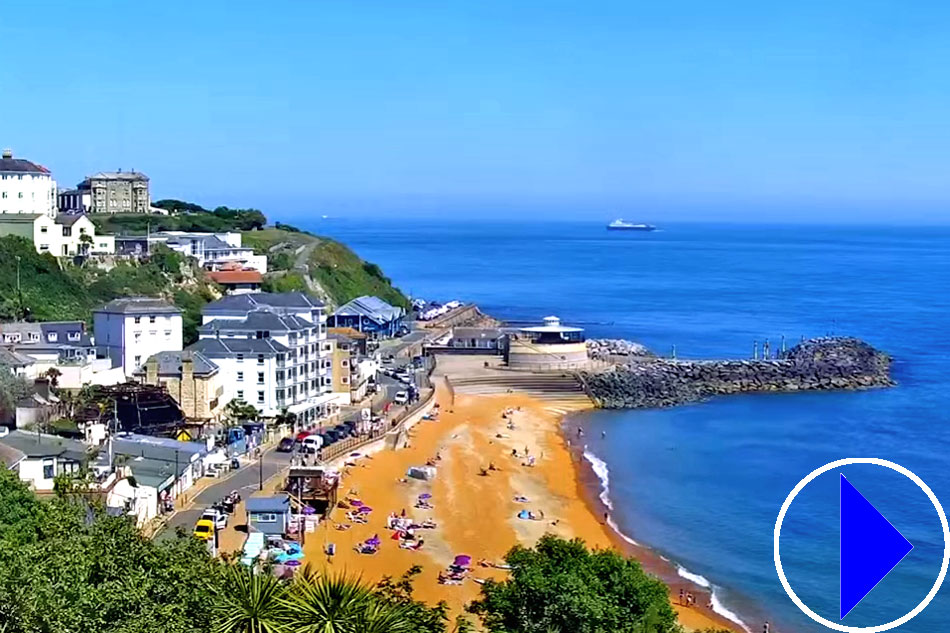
left=311, top=218, right=950, bottom=632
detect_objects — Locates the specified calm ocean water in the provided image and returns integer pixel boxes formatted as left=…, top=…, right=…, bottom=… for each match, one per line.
left=310, top=218, right=950, bottom=632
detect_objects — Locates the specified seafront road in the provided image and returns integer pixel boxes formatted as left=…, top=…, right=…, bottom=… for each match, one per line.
left=156, top=447, right=292, bottom=540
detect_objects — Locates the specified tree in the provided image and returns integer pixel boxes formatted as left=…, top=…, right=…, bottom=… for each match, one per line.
left=283, top=572, right=415, bottom=633
left=0, top=370, right=31, bottom=423
left=468, top=535, right=678, bottom=633
left=0, top=469, right=220, bottom=632
left=212, top=564, right=288, bottom=633
left=44, top=367, right=61, bottom=390
left=226, top=399, right=260, bottom=425
left=78, top=232, right=94, bottom=256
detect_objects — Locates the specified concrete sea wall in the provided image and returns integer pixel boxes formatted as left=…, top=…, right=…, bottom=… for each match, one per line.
left=577, top=337, right=895, bottom=409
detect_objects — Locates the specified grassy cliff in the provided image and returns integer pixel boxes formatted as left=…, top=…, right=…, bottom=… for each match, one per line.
left=242, top=226, right=409, bottom=309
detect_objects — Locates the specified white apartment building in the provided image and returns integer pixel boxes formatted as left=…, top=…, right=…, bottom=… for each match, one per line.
left=190, top=292, right=333, bottom=424
left=0, top=149, right=57, bottom=217
left=93, top=298, right=183, bottom=376
left=0, top=213, right=114, bottom=256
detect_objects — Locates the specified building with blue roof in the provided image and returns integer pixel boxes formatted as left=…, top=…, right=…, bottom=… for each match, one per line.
left=328, top=295, right=405, bottom=338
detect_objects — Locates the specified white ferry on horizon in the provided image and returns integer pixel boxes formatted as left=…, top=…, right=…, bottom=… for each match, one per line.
left=607, top=219, right=657, bottom=231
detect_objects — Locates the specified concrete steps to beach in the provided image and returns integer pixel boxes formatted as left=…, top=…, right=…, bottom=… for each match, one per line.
left=448, top=373, right=592, bottom=408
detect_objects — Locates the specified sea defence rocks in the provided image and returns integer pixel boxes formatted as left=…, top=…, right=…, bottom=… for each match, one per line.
left=577, top=337, right=895, bottom=409
left=587, top=338, right=656, bottom=361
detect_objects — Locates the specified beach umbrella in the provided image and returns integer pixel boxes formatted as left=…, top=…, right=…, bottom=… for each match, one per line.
left=359, top=505, right=373, bottom=513
left=391, top=531, right=403, bottom=540
left=367, top=534, right=381, bottom=545
left=286, top=559, right=301, bottom=567
left=418, top=493, right=432, bottom=499
left=350, top=452, right=361, bottom=457
left=454, top=555, right=472, bottom=567
left=351, top=499, right=364, bottom=506
left=303, top=506, right=316, bottom=515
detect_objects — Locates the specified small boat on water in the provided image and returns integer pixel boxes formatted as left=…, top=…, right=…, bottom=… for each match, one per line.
left=607, top=219, right=656, bottom=231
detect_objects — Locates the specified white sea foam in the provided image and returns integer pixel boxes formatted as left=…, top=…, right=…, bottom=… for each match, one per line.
left=582, top=450, right=613, bottom=509
left=583, top=450, right=641, bottom=545
left=710, top=589, right=752, bottom=632
left=676, top=564, right=711, bottom=588
left=586, top=452, right=750, bottom=632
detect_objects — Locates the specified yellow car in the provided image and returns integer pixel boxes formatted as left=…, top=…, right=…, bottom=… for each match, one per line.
left=193, top=519, right=215, bottom=541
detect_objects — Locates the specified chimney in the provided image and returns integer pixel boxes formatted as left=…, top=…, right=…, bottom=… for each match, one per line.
left=146, top=357, right=159, bottom=384
left=1, top=149, right=11, bottom=159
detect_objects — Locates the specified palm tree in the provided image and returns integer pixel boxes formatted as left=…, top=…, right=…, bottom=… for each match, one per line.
left=211, top=564, right=288, bottom=633
left=284, top=572, right=414, bottom=633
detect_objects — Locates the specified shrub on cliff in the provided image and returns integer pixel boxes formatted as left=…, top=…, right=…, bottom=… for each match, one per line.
left=468, top=534, right=677, bottom=633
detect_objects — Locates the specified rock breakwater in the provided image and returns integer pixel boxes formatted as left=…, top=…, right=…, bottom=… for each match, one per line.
left=587, top=338, right=656, bottom=361
left=578, top=337, right=894, bottom=409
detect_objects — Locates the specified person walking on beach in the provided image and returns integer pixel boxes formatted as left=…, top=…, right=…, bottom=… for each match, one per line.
left=679, top=589, right=684, bottom=605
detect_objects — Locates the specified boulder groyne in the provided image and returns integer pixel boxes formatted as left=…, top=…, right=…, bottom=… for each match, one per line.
left=577, top=337, right=894, bottom=409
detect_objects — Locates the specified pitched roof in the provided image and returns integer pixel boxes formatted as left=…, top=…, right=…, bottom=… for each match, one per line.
left=451, top=327, right=504, bottom=340
left=199, top=310, right=312, bottom=336
left=39, top=321, right=92, bottom=346
left=0, top=213, right=42, bottom=223
left=202, top=292, right=324, bottom=316
left=54, top=213, right=90, bottom=227
left=0, top=151, right=50, bottom=175
left=333, top=296, right=404, bottom=324
left=0, top=346, right=36, bottom=368
left=94, top=297, right=181, bottom=315
left=208, top=270, right=263, bottom=285
left=188, top=337, right=289, bottom=356
left=327, top=327, right=367, bottom=340
left=0, top=441, right=25, bottom=468
left=0, top=430, right=88, bottom=460
left=132, top=350, right=219, bottom=378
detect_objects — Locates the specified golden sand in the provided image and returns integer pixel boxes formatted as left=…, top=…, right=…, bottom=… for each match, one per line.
left=299, top=384, right=735, bottom=631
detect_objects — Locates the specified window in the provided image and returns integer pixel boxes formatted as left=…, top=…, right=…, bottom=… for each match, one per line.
left=62, top=226, right=71, bottom=236
left=164, top=330, right=172, bottom=339
left=47, top=332, right=58, bottom=342
left=276, top=389, right=285, bottom=401
left=134, top=332, right=141, bottom=342
left=134, top=355, right=141, bottom=366
left=257, top=354, right=264, bottom=365
left=149, top=330, right=157, bottom=336
left=149, top=316, right=156, bottom=324
left=342, top=376, right=349, bottom=385
left=257, top=391, right=264, bottom=404
left=40, top=225, right=47, bottom=233
left=237, top=371, right=244, bottom=381
left=237, top=389, right=244, bottom=400
left=43, top=459, right=55, bottom=480
left=237, top=354, right=244, bottom=362
left=68, top=332, right=80, bottom=341
left=254, top=512, right=277, bottom=523
left=257, top=372, right=264, bottom=384
left=133, top=316, right=141, bottom=324
left=39, top=244, right=48, bottom=252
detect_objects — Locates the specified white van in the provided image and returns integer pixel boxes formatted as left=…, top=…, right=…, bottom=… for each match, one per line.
left=302, top=435, right=324, bottom=453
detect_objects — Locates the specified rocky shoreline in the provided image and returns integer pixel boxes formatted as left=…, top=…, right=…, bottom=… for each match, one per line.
left=578, top=337, right=895, bottom=409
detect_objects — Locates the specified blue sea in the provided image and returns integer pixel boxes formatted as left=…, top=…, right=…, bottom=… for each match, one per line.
left=311, top=218, right=950, bottom=632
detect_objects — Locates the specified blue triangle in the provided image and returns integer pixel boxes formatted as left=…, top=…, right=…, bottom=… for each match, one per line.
left=840, top=474, right=913, bottom=619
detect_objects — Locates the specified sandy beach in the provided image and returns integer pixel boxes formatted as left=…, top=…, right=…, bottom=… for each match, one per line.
left=296, top=382, right=737, bottom=631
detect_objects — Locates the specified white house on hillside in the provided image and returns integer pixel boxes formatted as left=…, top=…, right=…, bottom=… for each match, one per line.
left=0, top=149, right=56, bottom=217
left=0, top=213, right=114, bottom=256
left=93, top=298, right=183, bottom=376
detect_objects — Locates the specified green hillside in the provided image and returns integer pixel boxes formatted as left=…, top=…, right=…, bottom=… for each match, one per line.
left=242, top=226, right=409, bottom=309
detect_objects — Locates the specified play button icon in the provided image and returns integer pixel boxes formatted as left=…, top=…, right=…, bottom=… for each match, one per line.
left=840, top=474, right=913, bottom=619
left=775, top=458, right=950, bottom=632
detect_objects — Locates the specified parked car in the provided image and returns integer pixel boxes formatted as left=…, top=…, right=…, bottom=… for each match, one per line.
left=396, top=372, right=412, bottom=383
left=201, top=508, right=228, bottom=530
left=193, top=519, right=215, bottom=541
left=394, top=391, right=408, bottom=405
left=302, top=435, right=324, bottom=454
left=277, top=437, right=295, bottom=452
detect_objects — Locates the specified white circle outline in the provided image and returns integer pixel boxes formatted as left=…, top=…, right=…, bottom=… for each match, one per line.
left=774, top=457, right=949, bottom=632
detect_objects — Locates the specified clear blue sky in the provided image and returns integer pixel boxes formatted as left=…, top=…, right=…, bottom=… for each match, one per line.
left=2, top=1, right=949, bottom=223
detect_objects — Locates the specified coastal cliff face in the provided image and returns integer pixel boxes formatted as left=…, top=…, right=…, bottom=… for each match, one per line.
left=578, top=337, right=895, bottom=409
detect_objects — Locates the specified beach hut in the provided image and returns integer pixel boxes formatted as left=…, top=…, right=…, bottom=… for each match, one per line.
left=246, top=494, right=292, bottom=536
